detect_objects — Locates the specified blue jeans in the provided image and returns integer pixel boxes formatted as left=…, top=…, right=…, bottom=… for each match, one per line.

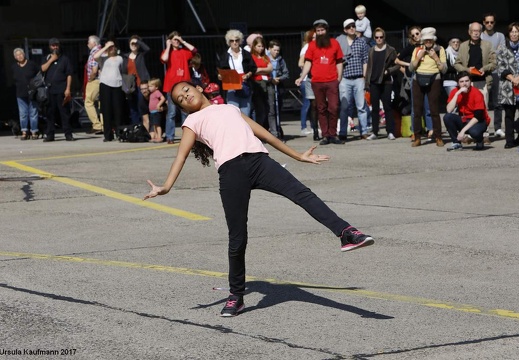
left=219, top=152, right=350, bottom=296
left=17, top=97, right=39, bottom=133
left=226, top=90, right=252, bottom=117
left=300, top=81, right=310, bottom=130
left=128, top=91, right=142, bottom=125
left=339, top=78, right=369, bottom=135
left=443, top=113, right=487, bottom=143
left=166, top=93, right=187, bottom=141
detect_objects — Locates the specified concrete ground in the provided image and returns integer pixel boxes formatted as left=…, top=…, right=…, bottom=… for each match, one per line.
left=1, top=116, right=518, bottom=359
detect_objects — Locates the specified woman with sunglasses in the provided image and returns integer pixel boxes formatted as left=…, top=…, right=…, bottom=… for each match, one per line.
left=365, top=28, right=400, bottom=140
left=123, top=35, right=151, bottom=125
left=217, top=29, right=257, bottom=116
left=395, top=26, right=434, bottom=141
left=409, top=27, right=447, bottom=147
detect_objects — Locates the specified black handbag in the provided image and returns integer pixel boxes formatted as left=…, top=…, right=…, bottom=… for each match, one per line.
left=235, top=81, right=251, bottom=98
left=415, top=73, right=437, bottom=87
left=28, top=71, right=49, bottom=103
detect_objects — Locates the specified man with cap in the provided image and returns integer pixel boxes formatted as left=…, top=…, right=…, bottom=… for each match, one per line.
left=295, top=19, right=344, bottom=145
left=336, top=18, right=370, bottom=140
left=41, top=37, right=75, bottom=142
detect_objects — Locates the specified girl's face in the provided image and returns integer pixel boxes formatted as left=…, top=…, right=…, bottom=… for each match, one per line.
left=148, top=83, right=157, bottom=92
left=410, top=29, right=421, bottom=44
left=172, top=83, right=207, bottom=113
left=254, top=42, right=264, bottom=55
left=510, top=26, right=519, bottom=42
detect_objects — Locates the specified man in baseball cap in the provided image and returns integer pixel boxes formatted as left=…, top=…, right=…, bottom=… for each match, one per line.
left=48, top=37, right=60, bottom=46
left=295, top=18, right=345, bottom=145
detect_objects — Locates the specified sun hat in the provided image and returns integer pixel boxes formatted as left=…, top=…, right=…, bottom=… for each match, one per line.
left=421, top=27, right=437, bottom=41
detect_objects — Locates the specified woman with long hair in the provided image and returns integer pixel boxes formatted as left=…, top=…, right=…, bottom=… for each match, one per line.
left=250, top=37, right=273, bottom=130
left=299, top=29, right=320, bottom=139
left=123, top=35, right=151, bottom=125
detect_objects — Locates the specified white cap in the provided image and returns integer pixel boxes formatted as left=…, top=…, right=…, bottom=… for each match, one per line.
left=343, top=19, right=355, bottom=28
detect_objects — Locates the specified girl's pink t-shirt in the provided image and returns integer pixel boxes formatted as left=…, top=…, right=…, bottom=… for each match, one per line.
left=148, top=89, right=163, bottom=112
left=182, top=104, right=268, bottom=169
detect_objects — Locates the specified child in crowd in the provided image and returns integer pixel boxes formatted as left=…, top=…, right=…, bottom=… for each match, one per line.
left=204, top=83, right=225, bottom=104
left=355, top=4, right=373, bottom=46
left=189, top=53, right=210, bottom=88
left=144, top=81, right=374, bottom=317
left=148, top=78, right=166, bottom=143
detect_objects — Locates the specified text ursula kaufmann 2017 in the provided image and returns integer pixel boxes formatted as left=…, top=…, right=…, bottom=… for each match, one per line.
left=1, top=348, right=77, bottom=356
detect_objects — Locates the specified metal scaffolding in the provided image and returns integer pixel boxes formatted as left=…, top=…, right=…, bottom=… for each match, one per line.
left=97, top=0, right=130, bottom=38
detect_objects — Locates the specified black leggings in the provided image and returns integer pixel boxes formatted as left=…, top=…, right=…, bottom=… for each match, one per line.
left=218, top=153, right=350, bottom=296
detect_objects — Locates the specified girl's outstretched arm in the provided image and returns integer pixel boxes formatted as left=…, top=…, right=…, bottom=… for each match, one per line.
left=143, top=128, right=196, bottom=200
left=241, top=114, right=329, bottom=164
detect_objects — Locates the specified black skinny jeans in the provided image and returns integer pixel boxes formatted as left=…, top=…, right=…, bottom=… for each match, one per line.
left=218, top=153, right=350, bottom=296
left=99, top=83, right=125, bottom=140
left=370, top=83, right=395, bottom=136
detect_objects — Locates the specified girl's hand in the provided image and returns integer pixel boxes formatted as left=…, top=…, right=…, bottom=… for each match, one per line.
left=143, top=180, right=167, bottom=200
left=300, top=146, right=330, bottom=164
left=457, top=131, right=466, bottom=142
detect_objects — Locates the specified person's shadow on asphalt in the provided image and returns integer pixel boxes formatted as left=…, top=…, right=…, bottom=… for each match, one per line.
left=192, top=280, right=393, bottom=319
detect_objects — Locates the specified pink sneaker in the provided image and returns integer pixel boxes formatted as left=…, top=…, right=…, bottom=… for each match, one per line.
left=340, top=226, right=374, bottom=252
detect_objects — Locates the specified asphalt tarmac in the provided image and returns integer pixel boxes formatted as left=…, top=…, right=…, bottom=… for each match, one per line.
left=1, top=118, right=518, bottom=359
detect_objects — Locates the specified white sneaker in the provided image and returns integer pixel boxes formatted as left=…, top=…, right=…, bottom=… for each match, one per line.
left=367, top=134, right=377, bottom=140
left=387, top=133, right=396, bottom=140
left=300, top=128, right=313, bottom=136
left=495, top=129, right=505, bottom=138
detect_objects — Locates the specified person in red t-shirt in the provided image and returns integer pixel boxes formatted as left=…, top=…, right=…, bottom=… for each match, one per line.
left=160, top=31, right=197, bottom=144
left=443, top=71, right=491, bottom=151
left=296, top=19, right=344, bottom=145
left=250, top=37, right=273, bottom=132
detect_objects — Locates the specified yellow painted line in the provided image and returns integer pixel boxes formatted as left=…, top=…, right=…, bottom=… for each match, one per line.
left=5, top=143, right=176, bottom=163
left=0, top=161, right=210, bottom=221
left=1, top=250, right=518, bottom=321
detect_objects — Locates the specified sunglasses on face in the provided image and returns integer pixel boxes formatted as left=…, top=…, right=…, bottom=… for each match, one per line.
left=375, top=36, right=384, bottom=39
left=229, top=39, right=240, bottom=43
left=484, top=21, right=494, bottom=25
left=412, top=32, right=420, bottom=37
left=345, top=25, right=356, bottom=29
left=130, top=42, right=138, bottom=46
left=140, top=87, right=149, bottom=91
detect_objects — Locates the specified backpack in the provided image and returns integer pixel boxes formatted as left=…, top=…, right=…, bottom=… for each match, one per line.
left=28, top=71, right=49, bottom=104
left=121, top=74, right=136, bottom=95
left=117, top=124, right=151, bottom=142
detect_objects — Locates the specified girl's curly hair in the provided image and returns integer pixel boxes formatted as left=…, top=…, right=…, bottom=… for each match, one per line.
left=171, top=81, right=214, bottom=167
left=192, top=141, right=213, bottom=167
